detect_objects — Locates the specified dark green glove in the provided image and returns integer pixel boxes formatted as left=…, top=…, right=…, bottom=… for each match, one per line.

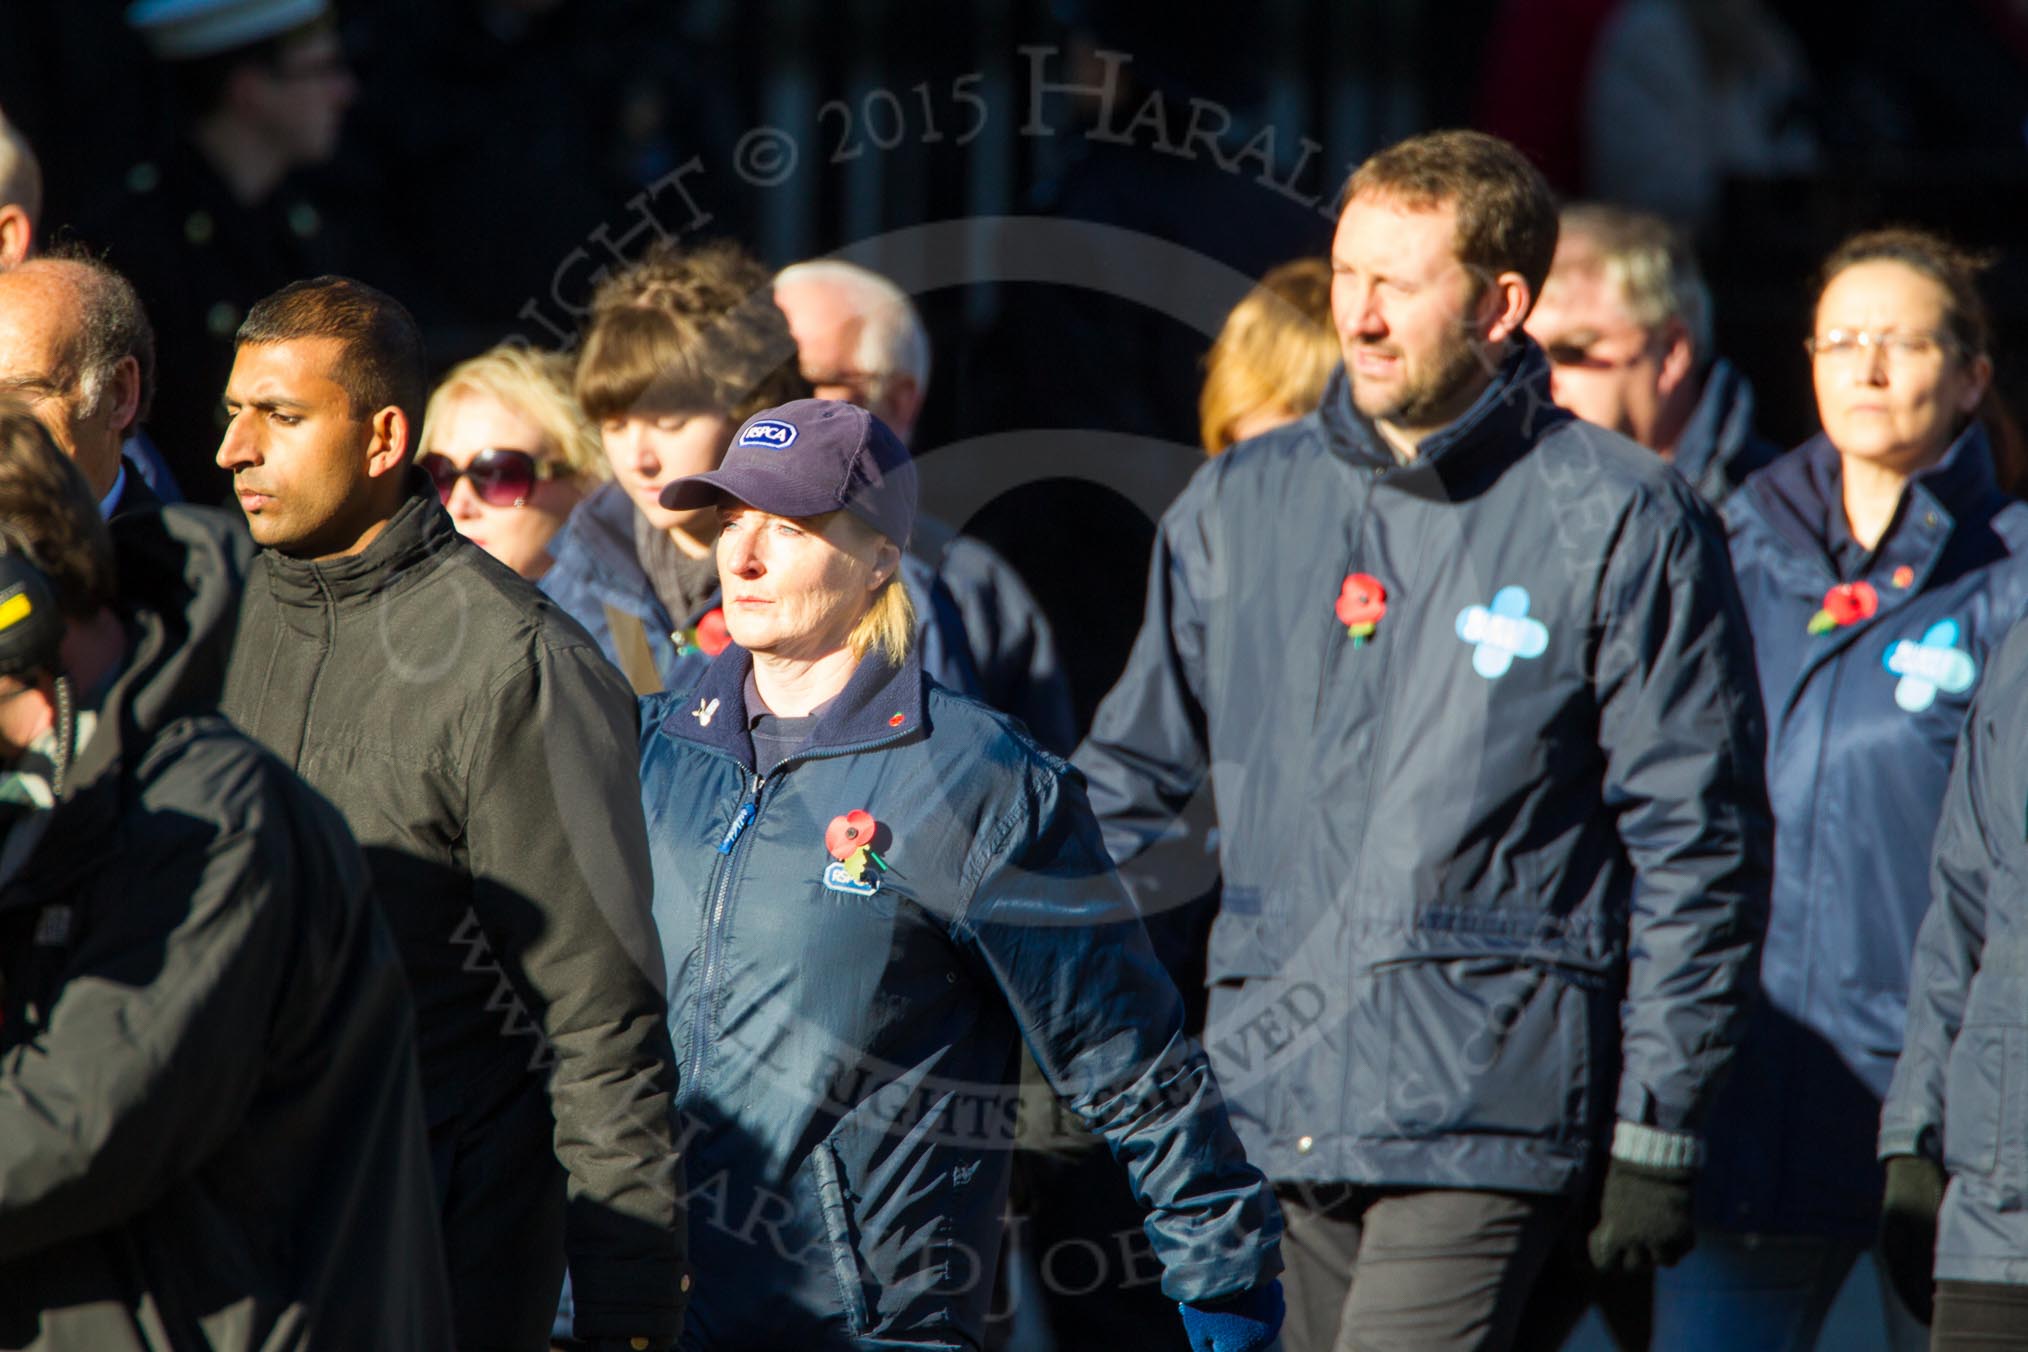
left=1588, top=1159, right=1697, bottom=1274
left=1879, top=1154, right=1945, bottom=1325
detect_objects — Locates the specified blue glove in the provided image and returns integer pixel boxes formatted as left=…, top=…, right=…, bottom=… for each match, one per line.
left=1179, top=1279, right=1284, bottom=1352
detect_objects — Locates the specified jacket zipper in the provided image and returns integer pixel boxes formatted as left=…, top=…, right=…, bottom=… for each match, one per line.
left=678, top=721, right=918, bottom=1101
left=1328, top=462, right=1416, bottom=1139
left=294, top=568, right=338, bottom=769
left=687, top=769, right=764, bottom=1098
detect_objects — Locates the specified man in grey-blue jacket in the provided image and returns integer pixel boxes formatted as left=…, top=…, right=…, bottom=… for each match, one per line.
left=1880, top=617, right=2028, bottom=1338
left=1076, top=129, right=1773, bottom=1350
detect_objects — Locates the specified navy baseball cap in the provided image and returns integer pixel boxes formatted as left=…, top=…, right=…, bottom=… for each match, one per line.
left=660, top=398, right=917, bottom=545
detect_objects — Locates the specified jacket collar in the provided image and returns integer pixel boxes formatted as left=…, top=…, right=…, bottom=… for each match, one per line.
left=1743, top=420, right=2004, bottom=596
left=1318, top=337, right=1571, bottom=492
left=543, top=481, right=716, bottom=627
left=1672, top=358, right=1758, bottom=491
left=659, top=640, right=928, bottom=774
left=257, top=472, right=462, bottom=608
left=547, top=481, right=645, bottom=588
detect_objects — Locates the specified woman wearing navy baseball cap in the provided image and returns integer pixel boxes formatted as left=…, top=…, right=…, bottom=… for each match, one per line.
left=635, top=397, right=1285, bottom=1351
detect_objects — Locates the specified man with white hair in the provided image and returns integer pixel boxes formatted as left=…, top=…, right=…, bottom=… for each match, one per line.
left=776, top=259, right=1077, bottom=752
left=1525, top=202, right=1782, bottom=506
left=0, top=110, right=41, bottom=269
left=0, top=120, right=184, bottom=505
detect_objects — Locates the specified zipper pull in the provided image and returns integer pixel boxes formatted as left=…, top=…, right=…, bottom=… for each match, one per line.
left=717, top=776, right=762, bottom=855
left=718, top=802, right=756, bottom=855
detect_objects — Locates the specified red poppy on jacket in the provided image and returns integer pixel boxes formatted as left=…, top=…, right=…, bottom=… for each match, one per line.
left=1336, top=573, right=1388, bottom=644
left=1807, top=581, right=1879, bottom=635
left=826, top=809, right=879, bottom=862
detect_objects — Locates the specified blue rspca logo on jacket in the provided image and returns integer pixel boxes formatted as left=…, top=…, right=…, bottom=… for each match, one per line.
left=1455, top=586, right=1550, bottom=679
left=1885, top=619, right=1977, bottom=713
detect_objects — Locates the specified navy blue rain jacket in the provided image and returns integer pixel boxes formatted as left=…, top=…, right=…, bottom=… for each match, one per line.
left=911, top=515, right=1079, bottom=755
left=1670, top=357, right=1783, bottom=508
left=542, top=481, right=980, bottom=697
left=1881, top=617, right=2028, bottom=1284
left=639, top=646, right=1282, bottom=1348
left=1701, top=426, right=2028, bottom=1237
left=1076, top=342, right=1772, bottom=1195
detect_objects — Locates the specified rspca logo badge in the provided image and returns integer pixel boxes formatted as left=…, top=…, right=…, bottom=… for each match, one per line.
left=1884, top=619, right=1977, bottom=712
left=822, top=861, right=879, bottom=896
left=739, top=419, right=798, bottom=450
left=1455, top=586, right=1550, bottom=679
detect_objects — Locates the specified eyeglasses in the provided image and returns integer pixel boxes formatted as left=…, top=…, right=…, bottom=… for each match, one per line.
left=1804, top=329, right=1957, bottom=363
left=418, top=449, right=559, bottom=508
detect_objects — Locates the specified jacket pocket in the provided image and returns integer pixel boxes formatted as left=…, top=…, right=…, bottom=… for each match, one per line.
left=809, top=1139, right=874, bottom=1333
left=1382, top=956, right=1589, bottom=1146
left=1943, top=1024, right=2025, bottom=1207
left=1204, top=892, right=1297, bottom=984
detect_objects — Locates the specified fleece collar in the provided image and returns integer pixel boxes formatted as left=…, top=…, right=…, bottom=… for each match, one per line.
left=659, top=641, right=928, bottom=774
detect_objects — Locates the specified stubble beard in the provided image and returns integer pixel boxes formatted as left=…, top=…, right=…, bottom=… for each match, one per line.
left=1350, top=324, right=1496, bottom=433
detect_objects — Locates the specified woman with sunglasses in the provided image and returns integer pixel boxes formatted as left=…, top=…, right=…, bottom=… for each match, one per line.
left=1651, top=229, right=2028, bottom=1349
left=415, top=345, right=604, bottom=580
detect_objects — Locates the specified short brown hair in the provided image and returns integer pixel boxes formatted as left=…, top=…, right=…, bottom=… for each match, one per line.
left=0, top=398, right=116, bottom=616
left=1199, top=257, right=1338, bottom=454
left=1343, top=129, right=1560, bottom=303
left=1815, top=226, right=1994, bottom=359
left=237, top=275, right=426, bottom=429
left=576, top=240, right=808, bottom=424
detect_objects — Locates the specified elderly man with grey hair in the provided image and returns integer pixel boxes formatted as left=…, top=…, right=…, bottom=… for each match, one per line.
left=1525, top=202, right=1783, bottom=505
left=776, top=257, right=1078, bottom=753
left=0, top=252, right=167, bottom=517
left=0, top=109, right=42, bottom=269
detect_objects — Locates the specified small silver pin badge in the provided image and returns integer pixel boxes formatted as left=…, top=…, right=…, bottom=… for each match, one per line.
left=692, top=697, right=721, bottom=727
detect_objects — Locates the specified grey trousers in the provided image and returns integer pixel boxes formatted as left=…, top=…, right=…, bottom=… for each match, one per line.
left=1276, top=1184, right=1575, bottom=1352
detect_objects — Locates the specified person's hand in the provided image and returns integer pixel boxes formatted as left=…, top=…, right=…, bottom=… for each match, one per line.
left=1588, top=1159, right=1697, bottom=1273
left=1179, top=1278, right=1284, bottom=1352
left=1879, top=1154, right=1945, bottom=1324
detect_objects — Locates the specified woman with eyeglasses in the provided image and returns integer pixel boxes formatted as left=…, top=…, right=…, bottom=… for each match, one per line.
left=415, top=345, right=604, bottom=580
left=1649, top=229, right=2028, bottom=1349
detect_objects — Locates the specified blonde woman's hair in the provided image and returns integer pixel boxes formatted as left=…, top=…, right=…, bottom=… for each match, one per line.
left=848, top=575, right=915, bottom=666
left=815, top=510, right=915, bottom=666
left=1199, top=258, right=1338, bottom=454
left=421, top=344, right=606, bottom=482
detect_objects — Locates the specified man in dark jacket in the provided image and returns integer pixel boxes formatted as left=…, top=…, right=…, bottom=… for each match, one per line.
left=0, top=401, right=451, bottom=1348
left=215, top=276, right=685, bottom=1351
left=91, top=0, right=357, bottom=501
left=1526, top=203, right=1784, bottom=507
left=1076, top=130, right=1773, bottom=1349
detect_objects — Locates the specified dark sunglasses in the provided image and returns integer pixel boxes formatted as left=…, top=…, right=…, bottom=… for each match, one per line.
left=418, top=449, right=559, bottom=508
